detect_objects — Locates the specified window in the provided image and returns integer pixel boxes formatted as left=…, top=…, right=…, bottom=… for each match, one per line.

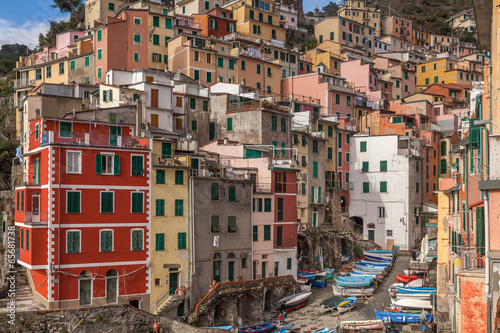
left=227, top=118, right=233, bottom=131
left=264, top=198, right=271, bottom=212
left=155, top=233, right=165, bottom=251
left=253, top=226, right=258, bottom=241
left=267, top=68, right=272, bottom=77
left=211, top=215, right=220, bottom=233
left=70, top=61, right=75, bottom=71
left=328, top=126, right=333, bottom=137
left=346, top=152, right=350, bottom=162
left=162, top=142, right=172, bottom=158
left=178, top=233, right=187, bottom=249
left=313, top=161, right=318, bottom=178
left=277, top=198, right=283, bottom=221
left=67, top=231, right=80, bottom=253
left=109, top=2, right=115, bottom=10
left=134, top=34, right=141, bottom=43
left=328, top=147, right=333, bottom=160
left=363, top=182, right=369, bottom=193
left=416, top=182, right=420, bottom=193
left=95, top=153, right=119, bottom=175
left=97, top=67, right=102, bottom=78
left=131, top=230, right=143, bottom=251
left=229, top=59, right=235, bottom=70
left=276, top=226, right=283, bottom=246
left=97, top=30, right=102, bottom=41
left=362, top=161, right=369, bottom=172
left=26, top=230, right=29, bottom=251
left=377, top=206, right=385, bottom=218
left=67, top=191, right=81, bottom=213
left=156, top=199, right=165, bottom=216
left=217, top=57, right=224, bottom=68
left=211, top=183, right=219, bottom=200
left=60, top=121, right=72, bottom=138
left=133, top=53, right=139, bottom=62
left=441, top=141, right=447, bottom=156
left=100, top=230, right=113, bottom=252
left=67, top=151, right=81, bottom=173
left=380, top=160, right=387, bottom=171
left=156, top=169, right=165, bottom=184
left=338, top=133, right=342, bottom=148
left=360, top=141, right=367, bottom=152
left=421, top=66, right=425, bottom=73
left=228, top=186, right=236, bottom=201
left=173, top=199, right=183, bottom=216
left=228, top=216, right=238, bottom=233
left=134, top=17, right=141, bottom=25
left=338, top=152, right=342, bottom=167
left=264, top=225, right=271, bottom=241
left=335, top=94, right=341, bottom=105
left=190, top=97, right=196, bottom=109
left=59, top=62, right=64, bottom=75
left=153, top=16, right=160, bottom=27
left=271, top=115, right=277, bottom=131
left=132, top=192, right=144, bottom=213
left=97, top=48, right=102, bottom=60
left=132, top=155, right=144, bottom=176
left=153, top=34, right=159, bottom=45
left=257, top=64, right=261, bottom=74
left=84, top=56, right=90, bottom=67
left=380, top=181, right=387, bottom=193
left=281, top=117, right=286, bottom=132
left=175, top=170, right=184, bottom=185
left=101, top=192, right=114, bottom=213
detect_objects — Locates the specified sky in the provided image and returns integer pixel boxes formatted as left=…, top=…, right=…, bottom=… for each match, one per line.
left=0, top=0, right=70, bottom=47
left=304, top=0, right=338, bottom=14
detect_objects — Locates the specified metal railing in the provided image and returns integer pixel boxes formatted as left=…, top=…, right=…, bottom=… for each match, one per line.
left=12, top=173, right=41, bottom=187
left=41, top=131, right=150, bottom=149
left=24, top=212, right=49, bottom=223
left=14, top=78, right=32, bottom=87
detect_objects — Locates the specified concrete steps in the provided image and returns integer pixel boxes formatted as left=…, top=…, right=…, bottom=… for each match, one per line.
left=0, top=266, right=43, bottom=313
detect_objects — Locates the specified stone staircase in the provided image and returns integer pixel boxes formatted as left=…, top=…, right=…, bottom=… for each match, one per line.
left=0, top=266, right=42, bottom=313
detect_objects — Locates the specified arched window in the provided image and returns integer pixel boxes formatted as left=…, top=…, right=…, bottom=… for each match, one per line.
left=106, top=269, right=118, bottom=304
left=79, top=270, right=92, bottom=306
left=227, top=252, right=235, bottom=259
left=367, top=223, right=375, bottom=229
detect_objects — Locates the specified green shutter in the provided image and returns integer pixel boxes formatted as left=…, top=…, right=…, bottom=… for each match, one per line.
left=476, top=207, right=485, bottom=255
left=211, top=215, right=220, bottom=232
left=277, top=198, right=283, bottom=221
left=264, top=198, right=271, bottom=212
left=190, top=97, right=196, bottom=109
left=101, top=231, right=112, bottom=252
left=175, top=170, right=184, bottom=185
left=228, top=186, right=236, bottom=201
left=318, top=187, right=321, bottom=203
left=271, top=116, right=277, bottom=131
left=276, top=226, right=283, bottom=246
left=228, top=216, right=238, bottom=232
left=166, top=18, right=172, bottom=29
left=132, top=193, right=144, bottom=213
left=21, top=191, right=24, bottom=210
left=380, top=160, right=387, bottom=171
left=153, top=16, right=159, bottom=27
left=156, top=233, right=165, bottom=250
left=281, top=117, right=286, bottom=132
left=380, top=181, right=387, bottom=193
left=264, top=225, right=271, bottom=240
left=156, top=169, right=165, bottom=184
left=156, top=199, right=165, bottom=216
left=253, top=226, right=258, bottom=241
left=211, top=183, right=219, bottom=200
left=360, top=141, right=367, bottom=152
left=68, top=192, right=80, bottom=213
left=21, top=229, right=24, bottom=249
left=175, top=200, right=183, bottom=216
left=162, top=142, right=172, bottom=158
left=132, top=230, right=143, bottom=250
left=363, top=182, right=369, bottom=193
left=26, top=230, right=29, bottom=251
left=17, top=191, right=19, bottom=210
left=362, top=161, right=369, bottom=172
left=227, top=118, right=233, bottom=131
left=113, top=155, right=120, bottom=175
left=178, top=233, right=187, bottom=249
left=96, top=154, right=102, bottom=174
left=313, top=161, right=318, bottom=178
left=328, top=126, right=333, bottom=137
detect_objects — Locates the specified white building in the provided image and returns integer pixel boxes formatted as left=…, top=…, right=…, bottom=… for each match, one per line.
left=349, top=134, right=423, bottom=250
left=374, top=38, right=390, bottom=54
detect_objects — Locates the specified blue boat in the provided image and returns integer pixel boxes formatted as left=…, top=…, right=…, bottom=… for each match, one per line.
left=359, top=260, right=390, bottom=266
left=374, top=307, right=433, bottom=323
left=335, top=279, right=371, bottom=288
left=238, top=321, right=277, bottom=333
left=312, top=279, right=326, bottom=288
left=210, top=326, right=233, bottom=330
left=366, top=250, right=395, bottom=254
left=365, top=254, right=392, bottom=262
left=397, top=287, right=436, bottom=294
left=336, top=276, right=374, bottom=282
left=355, top=265, right=385, bottom=273
left=350, top=271, right=379, bottom=277
left=275, top=324, right=294, bottom=333
left=322, top=268, right=335, bottom=274
left=297, top=272, right=316, bottom=281
left=312, top=329, right=330, bottom=333
left=337, top=296, right=357, bottom=314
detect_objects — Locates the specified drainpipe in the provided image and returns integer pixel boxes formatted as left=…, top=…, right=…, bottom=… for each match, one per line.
left=187, top=167, right=191, bottom=309
left=485, top=190, right=491, bottom=332
left=189, top=174, right=195, bottom=306
left=58, top=146, right=61, bottom=309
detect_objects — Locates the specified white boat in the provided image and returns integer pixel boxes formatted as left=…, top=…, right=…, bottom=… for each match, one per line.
left=391, top=293, right=432, bottom=300
left=404, top=269, right=426, bottom=276
left=297, top=276, right=308, bottom=284
left=278, top=291, right=310, bottom=304
left=406, top=278, right=424, bottom=288
left=352, top=268, right=385, bottom=276
left=300, top=284, right=311, bottom=292
left=365, top=250, right=394, bottom=257
left=338, top=318, right=384, bottom=331
left=391, top=298, right=432, bottom=309
left=332, top=284, right=375, bottom=297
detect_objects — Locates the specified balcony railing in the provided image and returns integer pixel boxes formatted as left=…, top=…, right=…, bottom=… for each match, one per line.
left=12, top=173, right=41, bottom=187
left=24, top=212, right=49, bottom=224
left=41, top=131, right=150, bottom=149
left=14, top=78, right=33, bottom=88
left=420, top=123, right=441, bottom=132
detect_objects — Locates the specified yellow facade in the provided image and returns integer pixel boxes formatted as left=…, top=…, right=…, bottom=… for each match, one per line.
left=85, top=0, right=129, bottom=28
left=305, top=42, right=343, bottom=75
left=225, top=0, right=286, bottom=42
left=337, top=0, right=381, bottom=36
left=147, top=12, right=175, bottom=71
left=416, top=58, right=483, bottom=90
left=150, top=139, right=190, bottom=313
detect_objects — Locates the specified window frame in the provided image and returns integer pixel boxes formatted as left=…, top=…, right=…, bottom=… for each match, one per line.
left=100, top=191, right=114, bottom=213
left=66, top=230, right=81, bottom=254
left=131, top=192, right=144, bottom=213
left=99, top=229, right=114, bottom=252
left=131, top=154, right=145, bottom=176
left=67, top=190, right=82, bottom=214
left=66, top=150, right=82, bottom=174
left=131, top=228, right=144, bottom=251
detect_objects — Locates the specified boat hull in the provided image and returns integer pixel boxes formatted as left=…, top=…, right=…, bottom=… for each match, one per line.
left=238, top=321, right=277, bottom=333
left=375, top=308, right=433, bottom=323
left=337, top=296, right=357, bottom=314
left=335, top=279, right=372, bottom=288
left=338, top=318, right=384, bottom=331
left=333, top=284, right=374, bottom=297
left=391, top=298, right=432, bottom=309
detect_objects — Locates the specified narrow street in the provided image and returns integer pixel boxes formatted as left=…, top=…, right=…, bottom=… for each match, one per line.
left=283, top=254, right=418, bottom=332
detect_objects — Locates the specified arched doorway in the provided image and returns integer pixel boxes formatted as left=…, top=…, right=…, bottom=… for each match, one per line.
left=264, top=290, right=272, bottom=312
left=213, top=253, right=222, bottom=283
left=106, top=269, right=118, bottom=304
left=79, top=270, right=92, bottom=306
left=353, top=216, right=364, bottom=235
left=340, top=196, right=348, bottom=213
left=227, top=252, right=235, bottom=281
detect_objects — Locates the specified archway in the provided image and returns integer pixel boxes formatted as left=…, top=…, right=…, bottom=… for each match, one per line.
left=105, top=269, right=118, bottom=304
left=264, top=290, right=272, bottom=312
left=340, top=196, right=348, bottom=213
left=353, top=216, right=364, bottom=235
left=79, top=270, right=92, bottom=306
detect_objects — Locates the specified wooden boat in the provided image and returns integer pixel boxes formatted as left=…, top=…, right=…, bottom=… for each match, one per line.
left=238, top=321, right=277, bottom=333
left=391, top=298, right=432, bottom=309
left=406, top=278, right=424, bottom=288
left=281, top=292, right=312, bottom=312
left=298, top=270, right=326, bottom=277
left=312, top=279, right=326, bottom=288
left=404, top=269, right=426, bottom=276
left=333, top=284, right=375, bottom=297
left=356, top=265, right=386, bottom=274
left=364, top=254, right=392, bottom=262
left=358, top=259, right=390, bottom=266
left=366, top=250, right=395, bottom=255
left=395, top=274, right=421, bottom=284
left=311, top=329, right=330, bottom=333
left=353, top=266, right=385, bottom=275
left=374, top=308, right=433, bottom=323
left=342, top=254, right=350, bottom=263
left=297, top=272, right=316, bottom=281
left=338, top=317, right=384, bottom=331
left=275, top=324, right=294, bottom=333
left=336, top=276, right=374, bottom=282
left=350, top=271, right=383, bottom=279
left=210, top=326, right=233, bottom=330
left=396, top=287, right=436, bottom=294
left=391, top=293, right=432, bottom=300
left=320, top=296, right=342, bottom=312
left=278, top=291, right=310, bottom=304
left=335, top=279, right=371, bottom=288
left=382, top=306, right=420, bottom=314
left=337, top=296, right=357, bottom=314
left=297, top=276, right=308, bottom=284
left=352, top=267, right=386, bottom=276
left=322, top=268, right=335, bottom=280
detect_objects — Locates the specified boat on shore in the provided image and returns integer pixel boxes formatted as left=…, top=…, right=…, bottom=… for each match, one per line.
left=333, top=284, right=375, bottom=297
left=238, top=321, right=277, bottom=333
left=337, top=296, right=357, bottom=314
left=358, top=259, right=390, bottom=267
left=391, top=293, right=432, bottom=300
left=297, top=272, right=316, bottom=281
left=375, top=308, right=433, bottom=323
left=275, top=324, right=294, bottom=333
left=382, top=306, right=420, bottom=314
left=320, top=296, right=342, bottom=312
left=396, top=287, right=436, bottom=294
left=391, top=298, right=432, bottom=309
left=395, top=274, right=421, bottom=284
left=337, top=317, right=384, bottom=331
left=279, top=292, right=312, bottom=312
left=335, top=279, right=372, bottom=288
left=364, top=254, right=392, bottom=262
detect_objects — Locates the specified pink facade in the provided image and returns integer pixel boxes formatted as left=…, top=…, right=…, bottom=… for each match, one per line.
left=32, top=31, right=88, bottom=65
left=340, top=60, right=384, bottom=103
left=174, top=14, right=202, bottom=36
left=281, top=72, right=354, bottom=117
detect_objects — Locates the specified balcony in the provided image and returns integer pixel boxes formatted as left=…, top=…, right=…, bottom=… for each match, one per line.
left=270, top=158, right=294, bottom=169
left=24, top=212, right=49, bottom=224
left=420, top=123, right=441, bottom=132
left=14, top=78, right=33, bottom=88
left=328, top=81, right=353, bottom=94
left=12, top=173, right=41, bottom=187
left=40, top=131, right=150, bottom=149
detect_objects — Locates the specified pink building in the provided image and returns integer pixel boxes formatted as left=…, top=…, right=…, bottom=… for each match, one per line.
left=174, top=14, right=202, bottom=36
left=281, top=72, right=355, bottom=118
left=32, top=31, right=88, bottom=65
left=340, top=59, right=384, bottom=104
left=381, top=16, right=413, bottom=42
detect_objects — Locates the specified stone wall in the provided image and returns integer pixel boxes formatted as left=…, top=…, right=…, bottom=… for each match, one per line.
left=192, top=275, right=300, bottom=327
left=0, top=304, right=230, bottom=333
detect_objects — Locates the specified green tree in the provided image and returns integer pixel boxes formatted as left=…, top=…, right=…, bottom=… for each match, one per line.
left=51, top=0, right=82, bottom=13
left=322, top=1, right=340, bottom=16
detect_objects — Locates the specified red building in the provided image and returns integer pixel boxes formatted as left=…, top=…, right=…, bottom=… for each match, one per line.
left=15, top=116, right=151, bottom=310
left=271, top=169, right=297, bottom=250
left=193, top=8, right=236, bottom=38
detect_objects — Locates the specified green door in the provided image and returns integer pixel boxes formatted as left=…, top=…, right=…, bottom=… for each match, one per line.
left=368, top=230, right=375, bottom=241
left=274, top=262, right=279, bottom=277
left=169, top=272, right=178, bottom=295
left=262, top=261, right=267, bottom=278
left=79, top=278, right=91, bottom=306
left=312, top=212, right=317, bottom=227
left=213, top=261, right=221, bottom=283
left=110, top=126, right=121, bottom=146
left=228, top=262, right=234, bottom=281
left=177, top=302, right=185, bottom=317
left=106, top=278, right=117, bottom=303
left=209, top=122, right=215, bottom=141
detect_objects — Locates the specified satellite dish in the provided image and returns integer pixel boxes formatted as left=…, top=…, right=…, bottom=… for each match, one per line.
left=186, top=134, right=192, bottom=140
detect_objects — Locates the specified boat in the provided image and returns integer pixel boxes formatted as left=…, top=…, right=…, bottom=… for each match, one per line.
left=281, top=292, right=312, bottom=312
left=332, top=284, right=375, bottom=297
left=365, top=250, right=395, bottom=255
left=298, top=270, right=326, bottom=277
left=395, top=274, right=421, bottom=284
left=278, top=291, right=310, bottom=304
left=275, top=324, right=295, bottom=333
left=238, top=321, right=277, bottom=333
left=355, top=265, right=386, bottom=273
left=297, top=276, right=308, bottom=284
left=391, top=293, right=432, bottom=300
left=209, top=326, right=233, bottom=330
left=406, top=278, right=424, bottom=288
left=337, top=317, right=384, bottom=331
left=320, top=296, right=342, bottom=312
left=382, top=306, right=420, bottom=314
left=312, top=279, right=326, bottom=288
left=311, top=329, right=330, bottom=333
left=322, top=268, right=335, bottom=280
left=297, top=272, right=316, bottom=281
left=396, top=287, right=436, bottom=294
left=391, top=298, right=432, bottom=309
left=353, top=266, right=385, bottom=275
left=403, top=269, right=426, bottom=276
left=352, top=267, right=386, bottom=276
left=337, top=296, right=357, bottom=314
left=336, top=276, right=374, bottom=282
left=358, top=259, right=390, bottom=266
left=335, top=279, right=372, bottom=288
left=350, top=271, right=383, bottom=279
left=364, top=254, right=392, bottom=262
left=374, top=308, right=433, bottom=323
left=342, top=254, right=350, bottom=263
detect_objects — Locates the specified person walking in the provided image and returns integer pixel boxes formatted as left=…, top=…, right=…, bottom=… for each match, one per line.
left=281, top=310, right=287, bottom=325
left=207, top=315, right=214, bottom=327
left=278, top=313, right=283, bottom=325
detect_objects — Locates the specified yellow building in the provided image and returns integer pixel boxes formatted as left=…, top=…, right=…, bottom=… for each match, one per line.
left=305, top=41, right=344, bottom=75
left=150, top=139, right=191, bottom=315
left=416, top=58, right=483, bottom=91
left=85, top=0, right=129, bottom=28
left=314, top=16, right=375, bottom=57
left=223, top=0, right=286, bottom=42
left=337, top=0, right=381, bottom=36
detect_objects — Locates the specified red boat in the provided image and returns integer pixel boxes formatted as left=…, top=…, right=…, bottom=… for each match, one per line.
left=395, top=274, right=421, bottom=284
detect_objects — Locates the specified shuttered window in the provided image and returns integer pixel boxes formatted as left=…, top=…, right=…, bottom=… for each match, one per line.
left=363, top=182, right=369, bottom=193
left=360, top=141, right=367, bottom=152
left=100, top=230, right=113, bottom=252
left=264, top=198, right=271, bottom=212
left=380, top=181, right=387, bottom=193
left=227, top=118, right=233, bottom=131
left=132, top=192, right=144, bottom=213
left=156, top=199, right=165, bottom=216
left=162, top=142, right=172, bottom=158
left=476, top=207, right=485, bottom=255
left=362, top=161, right=369, bottom=172
left=277, top=198, right=283, bottom=221
left=156, top=233, right=165, bottom=250
left=228, top=216, right=238, bottom=233
left=175, top=170, right=184, bottom=185
left=67, top=191, right=81, bottom=213
left=313, top=161, right=318, bottom=178
left=380, top=160, right=387, bottom=171
left=211, top=183, right=219, bottom=200
left=228, top=186, right=236, bottom=201
left=132, top=230, right=143, bottom=251
left=101, top=192, right=113, bottom=213
left=178, top=233, right=187, bottom=249
left=156, top=169, right=165, bottom=184
left=132, top=156, right=144, bottom=176
left=211, top=215, right=220, bottom=233
left=264, top=225, right=271, bottom=240
left=253, top=226, right=258, bottom=241
left=175, top=200, right=183, bottom=216
left=271, top=116, right=277, bottom=131
left=67, top=231, right=80, bottom=253
left=276, top=226, right=283, bottom=246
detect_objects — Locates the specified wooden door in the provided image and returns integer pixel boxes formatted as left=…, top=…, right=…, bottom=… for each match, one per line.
left=176, top=118, right=183, bottom=130
left=150, top=114, right=159, bottom=128
left=387, top=239, right=394, bottom=251
left=151, top=89, right=159, bottom=108
left=228, top=261, right=234, bottom=281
